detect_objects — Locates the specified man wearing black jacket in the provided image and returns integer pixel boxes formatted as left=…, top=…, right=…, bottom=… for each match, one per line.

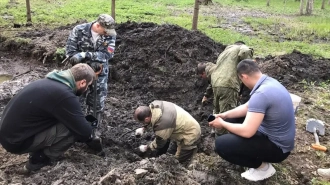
left=0, top=63, right=97, bottom=172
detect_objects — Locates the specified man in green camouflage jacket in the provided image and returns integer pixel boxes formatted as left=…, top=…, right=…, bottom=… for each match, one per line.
left=65, top=14, right=116, bottom=119
left=197, top=41, right=253, bottom=134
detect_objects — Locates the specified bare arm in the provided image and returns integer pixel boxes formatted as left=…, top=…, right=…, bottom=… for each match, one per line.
left=210, top=111, right=264, bottom=138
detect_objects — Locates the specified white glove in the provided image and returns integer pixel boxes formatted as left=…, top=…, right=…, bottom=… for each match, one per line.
left=139, top=145, right=148, bottom=152
left=135, top=127, right=145, bottom=136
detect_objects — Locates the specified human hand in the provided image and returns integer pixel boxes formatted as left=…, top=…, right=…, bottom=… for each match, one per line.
left=85, top=115, right=98, bottom=128
left=139, top=145, right=148, bottom=152
left=86, top=135, right=103, bottom=152
left=215, top=112, right=227, bottom=120
left=135, top=127, right=145, bottom=137
left=69, top=52, right=86, bottom=65
left=209, top=117, right=225, bottom=130
left=89, top=62, right=103, bottom=75
left=202, top=96, right=208, bottom=104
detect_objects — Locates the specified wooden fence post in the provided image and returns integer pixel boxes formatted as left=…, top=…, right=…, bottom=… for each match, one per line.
left=192, top=0, right=199, bottom=30
left=111, top=0, right=115, bottom=20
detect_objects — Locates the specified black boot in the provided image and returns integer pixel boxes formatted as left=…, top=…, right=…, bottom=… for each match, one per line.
left=24, top=150, right=51, bottom=172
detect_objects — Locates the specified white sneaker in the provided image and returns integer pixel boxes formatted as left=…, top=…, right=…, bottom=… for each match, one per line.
left=241, top=163, right=276, bottom=181
left=317, top=168, right=330, bottom=178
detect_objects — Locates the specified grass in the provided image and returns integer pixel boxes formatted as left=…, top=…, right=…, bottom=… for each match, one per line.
left=214, top=0, right=330, bottom=16
left=1, top=0, right=330, bottom=57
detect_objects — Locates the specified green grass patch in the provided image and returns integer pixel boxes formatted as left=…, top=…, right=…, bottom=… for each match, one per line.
left=1, top=0, right=330, bottom=58
left=213, top=0, right=330, bottom=16
left=243, top=16, right=330, bottom=41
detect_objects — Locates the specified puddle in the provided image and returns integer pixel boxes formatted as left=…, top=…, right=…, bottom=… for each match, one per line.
left=0, top=74, right=12, bottom=84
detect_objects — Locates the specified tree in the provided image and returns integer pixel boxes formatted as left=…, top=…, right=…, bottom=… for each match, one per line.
left=267, top=0, right=270, bottom=6
left=111, top=0, right=115, bottom=20
left=192, top=0, right=199, bottom=30
left=26, top=0, right=31, bottom=23
left=306, top=0, right=314, bottom=15
left=300, top=0, right=305, bottom=15
left=321, top=0, right=326, bottom=9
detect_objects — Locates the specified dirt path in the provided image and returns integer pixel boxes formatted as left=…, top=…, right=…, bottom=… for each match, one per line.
left=1, top=22, right=330, bottom=184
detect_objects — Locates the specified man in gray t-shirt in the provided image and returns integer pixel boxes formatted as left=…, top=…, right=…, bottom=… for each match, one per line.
left=208, top=59, right=295, bottom=182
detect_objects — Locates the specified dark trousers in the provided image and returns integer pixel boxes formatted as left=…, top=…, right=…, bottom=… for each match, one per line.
left=20, top=123, right=75, bottom=159
left=157, top=140, right=197, bottom=164
left=215, top=131, right=290, bottom=168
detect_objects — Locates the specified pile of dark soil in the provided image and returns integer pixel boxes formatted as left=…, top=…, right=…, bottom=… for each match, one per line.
left=258, top=50, right=330, bottom=90
left=1, top=21, right=330, bottom=185
left=0, top=22, right=225, bottom=185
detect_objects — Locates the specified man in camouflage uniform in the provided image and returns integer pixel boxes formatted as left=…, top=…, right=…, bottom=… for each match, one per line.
left=197, top=41, right=253, bottom=134
left=66, top=14, right=116, bottom=120
left=134, top=100, right=201, bottom=165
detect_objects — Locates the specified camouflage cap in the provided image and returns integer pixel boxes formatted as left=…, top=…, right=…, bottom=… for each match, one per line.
left=97, top=14, right=116, bottom=36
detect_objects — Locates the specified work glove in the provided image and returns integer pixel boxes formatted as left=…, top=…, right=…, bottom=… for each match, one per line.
left=135, top=127, right=145, bottom=137
left=70, top=52, right=92, bottom=65
left=89, top=62, right=103, bottom=74
left=69, top=53, right=84, bottom=65
left=85, top=115, right=103, bottom=152
left=86, top=135, right=103, bottom=152
left=85, top=115, right=98, bottom=128
left=202, top=96, right=208, bottom=104
left=139, top=145, right=148, bottom=152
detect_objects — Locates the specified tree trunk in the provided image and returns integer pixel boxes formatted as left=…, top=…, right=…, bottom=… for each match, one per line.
left=192, top=0, right=199, bottom=30
left=267, top=0, right=270, bottom=6
left=300, top=0, right=305, bottom=15
left=111, top=0, right=115, bottom=20
left=306, top=0, right=314, bottom=15
left=26, top=0, right=31, bottom=22
left=328, top=0, right=330, bottom=5
left=321, top=0, right=326, bottom=9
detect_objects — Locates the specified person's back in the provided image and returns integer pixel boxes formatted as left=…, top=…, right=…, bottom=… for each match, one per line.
left=250, top=76, right=295, bottom=153
left=171, top=103, right=201, bottom=145
left=213, top=44, right=253, bottom=91
left=0, top=78, right=90, bottom=153
left=134, top=100, right=201, bottom=164
left=150, top=101, right=201, bottom=144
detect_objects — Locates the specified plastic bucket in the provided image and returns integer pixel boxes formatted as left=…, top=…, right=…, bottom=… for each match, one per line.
left=289, top=93, right=301, bottom=114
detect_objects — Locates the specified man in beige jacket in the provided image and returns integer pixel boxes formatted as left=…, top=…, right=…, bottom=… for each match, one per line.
left=134, top=100, right=201, bottom=164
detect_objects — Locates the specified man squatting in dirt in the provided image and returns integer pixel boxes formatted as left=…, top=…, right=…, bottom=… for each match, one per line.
left=66, top=14, right=116, bottom=121
left=197, top=41, right=253, bottom=135
left=0, top=64, right=102, bottom=172
left=134, top=100, right=201, bottom=165
left=209, top=59, right=296, bottom=182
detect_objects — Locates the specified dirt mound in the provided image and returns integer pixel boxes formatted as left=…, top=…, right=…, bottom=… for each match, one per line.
left=1, top=21, right=330, bottom=185
left=259, top=50, right=330, bottom=90
left=102, top=22, right=225, bottom=156
left=0, top=22, right=226, bottom=185
left=0, top=20, right=87, bottom=62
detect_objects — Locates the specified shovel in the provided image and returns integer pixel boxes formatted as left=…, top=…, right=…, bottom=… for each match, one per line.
left=306, top=119, right=327, bottom=152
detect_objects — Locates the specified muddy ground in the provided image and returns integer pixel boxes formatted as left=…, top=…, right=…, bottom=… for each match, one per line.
left=0, top=22, right=330, bottom=185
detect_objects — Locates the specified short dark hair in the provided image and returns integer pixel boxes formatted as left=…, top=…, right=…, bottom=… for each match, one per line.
left=70, top=63, right=96, bottom=84
left=237, top=59, right=260, bottom=76
left=234, top=41, right=245, bottom=45
left=196, top=63, right=207, bottom=75
left=135, top=106, right=152, bottom=122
